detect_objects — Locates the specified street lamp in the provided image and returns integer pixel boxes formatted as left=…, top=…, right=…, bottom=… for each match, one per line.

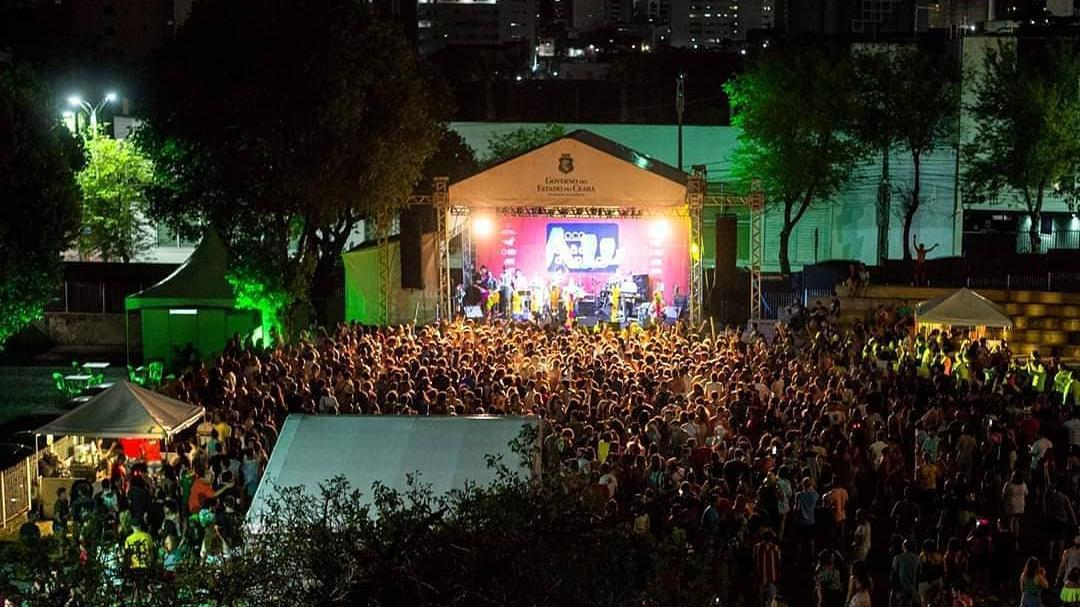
left=66, top=92, right=117, bottom=135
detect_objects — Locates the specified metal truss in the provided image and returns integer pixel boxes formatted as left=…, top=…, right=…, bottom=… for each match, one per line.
left=687, top=170, right=706, bottom=325
left=375, top=207, right=392, bottom=325
left=747, top=181, right=765, bottom=322
left=432, top=177, right=451, bottom=320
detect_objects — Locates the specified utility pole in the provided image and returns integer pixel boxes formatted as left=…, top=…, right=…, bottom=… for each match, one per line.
left=676, top=73, right=685, bottom=172
left=877, top=147, right=891, bottom=265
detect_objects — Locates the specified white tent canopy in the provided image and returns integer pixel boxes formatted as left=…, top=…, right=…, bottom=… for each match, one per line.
left=36, top=381, right=204, bottom=439
left=916, top=288, right=1013, bottom=329
left=247, top=415, right=536, bottom=529
left=450, top=130, right=689, bottom=209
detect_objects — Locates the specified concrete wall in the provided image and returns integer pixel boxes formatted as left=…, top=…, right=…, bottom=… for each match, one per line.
left=34, top=313, right=141, bottom=348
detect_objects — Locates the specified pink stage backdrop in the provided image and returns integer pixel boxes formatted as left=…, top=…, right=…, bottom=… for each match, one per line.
left=474, top=216, right=690, bottom=297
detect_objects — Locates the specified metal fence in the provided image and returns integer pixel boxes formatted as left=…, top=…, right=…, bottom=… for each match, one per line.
left=44, top=280, right=153, bottom=314
left=0, top=435, right=82, bottom=529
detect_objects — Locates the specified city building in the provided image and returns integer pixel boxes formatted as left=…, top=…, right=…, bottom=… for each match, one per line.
left=11, top=0, right=191, bottom=64
left=417, top=0, right=536, bottom=56
left=669, top=0, right=770, bottom=48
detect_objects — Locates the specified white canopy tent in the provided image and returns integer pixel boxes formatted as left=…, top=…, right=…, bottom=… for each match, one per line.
left=916, top=288, right=1013, bottom=331
left=36, top=381, right=204, bottom=439
left=247, top=415, right=537, bottom=529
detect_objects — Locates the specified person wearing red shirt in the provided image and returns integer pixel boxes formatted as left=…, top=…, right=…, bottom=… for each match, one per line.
left=188, top=468, right=233, bottom=514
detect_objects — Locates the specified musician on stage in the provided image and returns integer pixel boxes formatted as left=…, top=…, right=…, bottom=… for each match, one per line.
left=530, top=273, right=546, bottom=320
left=500, top=267, right=514, bottom=317
left=652, top=289, right=665, bottom=323
left=548, top=283, right=562, bottom=324
left=609, top=280, right=621, bottom=324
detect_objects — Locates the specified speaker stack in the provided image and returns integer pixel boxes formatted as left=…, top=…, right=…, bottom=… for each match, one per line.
left=712, top=215, right=738, bottom=325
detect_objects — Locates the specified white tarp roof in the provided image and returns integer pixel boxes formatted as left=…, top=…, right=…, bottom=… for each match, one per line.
left=916, top=288, right=1013, bottom=329
left=247, top=415, right=537, bottom=528
left=36, top=381, right=204, bottom=439
left=449, top=130, right=689, bottom=209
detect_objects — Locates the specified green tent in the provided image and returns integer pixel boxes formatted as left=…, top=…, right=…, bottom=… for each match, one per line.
left=125, top=231, right=259, bottom=368
left=342, top=234, right=439, bottom=326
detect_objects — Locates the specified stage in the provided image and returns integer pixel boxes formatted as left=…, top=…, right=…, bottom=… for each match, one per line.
left=437, top=129, right=706, bottom=326
left=462, top=214, right=690, bottom=326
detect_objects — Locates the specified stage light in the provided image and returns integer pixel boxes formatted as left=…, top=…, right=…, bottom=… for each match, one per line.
left=690, top=241, right=701, bottom=262
left=473, top=215, right=495, bottom=237
left=649, top=219, right=672, bottom=240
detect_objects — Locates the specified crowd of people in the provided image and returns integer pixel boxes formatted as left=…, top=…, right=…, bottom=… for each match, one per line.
left=19, top=297, right=1080, bottom=607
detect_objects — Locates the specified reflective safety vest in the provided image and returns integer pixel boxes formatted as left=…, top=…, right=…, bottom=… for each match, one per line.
left=1030, top=362, right=1048, bottom=392
left=1054, top=370, right=1075, bottom=404
left=918, top=349, right=934, bottom=378
left=954, top=355, right=971, bottom=382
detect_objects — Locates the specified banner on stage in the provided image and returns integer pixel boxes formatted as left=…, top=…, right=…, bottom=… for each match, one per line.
left=475, top=216, right=690, bottom=298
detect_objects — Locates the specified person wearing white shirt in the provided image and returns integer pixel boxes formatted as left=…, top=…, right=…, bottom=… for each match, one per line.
left=1065, top=412, right=1080, bottom=450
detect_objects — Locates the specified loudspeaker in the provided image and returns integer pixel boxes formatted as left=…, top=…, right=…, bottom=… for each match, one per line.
left=715, top=214, right=737, bottom=282
left=576, top=297, right=598, bottom=318
left=400, top=207, right=423, bottom=289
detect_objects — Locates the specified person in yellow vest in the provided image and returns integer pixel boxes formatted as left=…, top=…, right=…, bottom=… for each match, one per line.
left=1054, top=369, right=1076, bottom=405
left=1028, top=351, right=1049, bottom=393
left=609, top=282, right=621, bottom=324
left=954, top=352, right=971, bottom=385
left=918, top=345, right=934, bottom=379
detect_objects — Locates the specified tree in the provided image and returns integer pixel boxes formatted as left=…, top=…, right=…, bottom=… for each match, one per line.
left=421, top=126, right=480, bottom=186
left=964, top=41, right=1080, bottom=254
left=724, top=47, right=864, bottom=276
left=856, top=45, right=958, bottom=262
left=75, top=131, right=155, bottom=262
left=853, top=47, right=904, bottom=265
left=0, top=67, right=81, bottom=348
left=0, top=429, right=724, bottom=606
left=485, top=123, right=565, bottom=165
left=137, top=0, right=443, bottom=332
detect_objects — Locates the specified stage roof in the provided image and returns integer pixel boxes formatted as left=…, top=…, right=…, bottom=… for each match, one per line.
left=450, top=130, right=689, bottom=209
left=247, top=415, right=536, bottom=529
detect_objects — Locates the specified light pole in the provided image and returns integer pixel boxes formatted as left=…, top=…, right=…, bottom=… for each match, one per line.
left=66, top=92, right=117, bottom=136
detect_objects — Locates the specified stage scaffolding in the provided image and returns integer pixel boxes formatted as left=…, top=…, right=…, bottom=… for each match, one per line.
left=420, top=174, right=766, bottom=325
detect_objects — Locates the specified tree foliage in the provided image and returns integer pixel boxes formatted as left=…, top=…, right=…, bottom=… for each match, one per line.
left=854, top=45, right=958, bottom=261
left=724, top=46, right=864, bottom=275
left=76, top=131, right=155, bottom=262
left=0, top=67, right=81, bottom=348
left=485, top=123, right=566, bottom=165
left=0, top=429, right=725, bottom=607
left=964, top=41, right=1080, bottom=253
left=136, top=0, right=444, bottom=332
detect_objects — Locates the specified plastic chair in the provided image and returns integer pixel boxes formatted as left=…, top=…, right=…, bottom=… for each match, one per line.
left=128, top=365, right=145, bottom=386
left=51, top=371, right=68, bottom=395
left=147, top=361, right=164, bottom=386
